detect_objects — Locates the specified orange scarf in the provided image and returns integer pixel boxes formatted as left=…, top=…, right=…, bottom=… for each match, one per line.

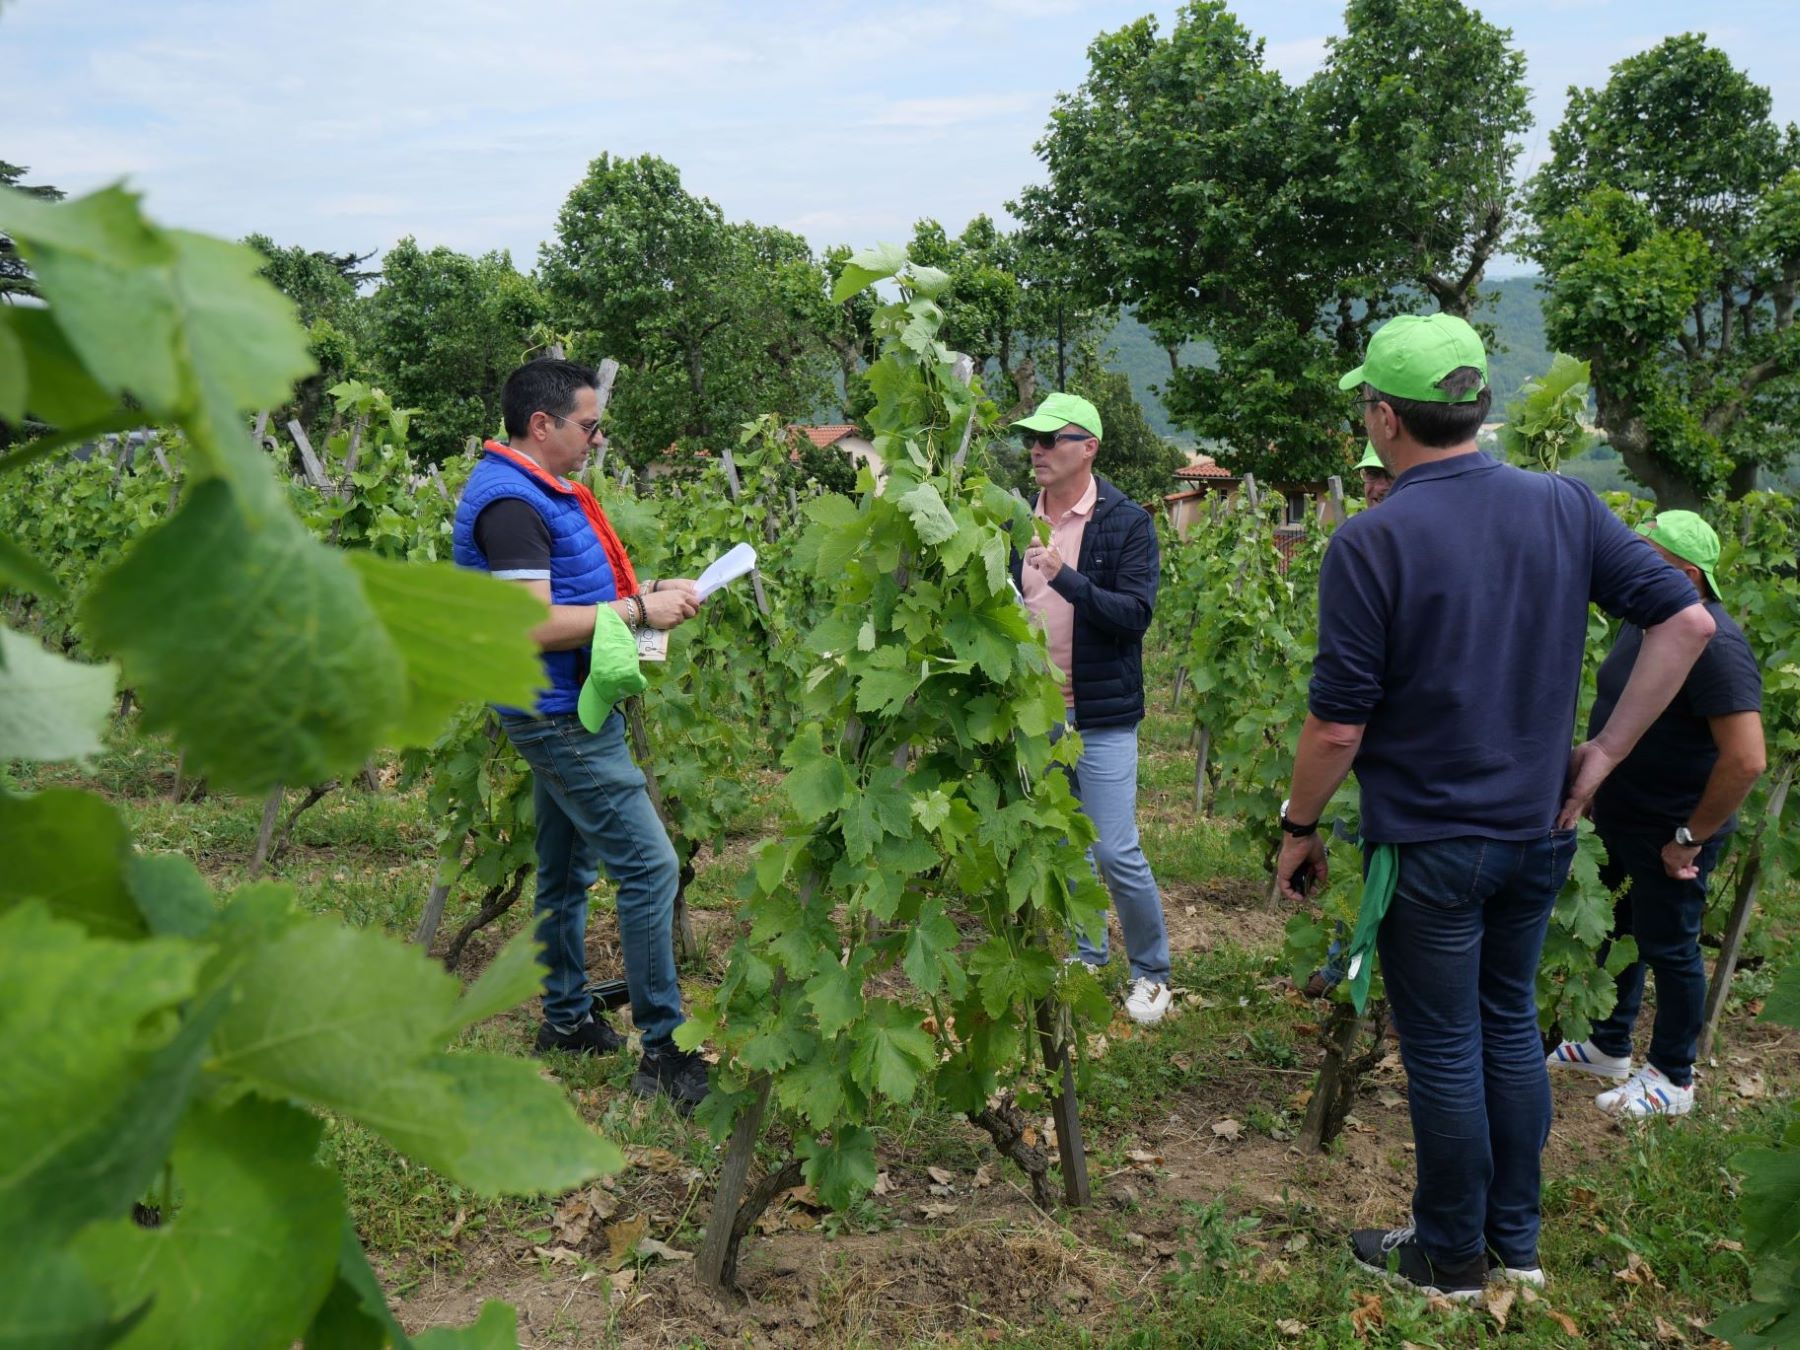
left=483, top=440, right=639, bottom=598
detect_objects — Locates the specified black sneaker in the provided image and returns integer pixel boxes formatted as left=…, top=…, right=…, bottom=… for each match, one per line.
left=534, top=1012, right=625, bottom=1057
left=1486, top=1252, right=1547, bottom=1287
left=1350, top=1225, right=1487, bottom=1301
left=632, top=1045, right=710, bottom=1116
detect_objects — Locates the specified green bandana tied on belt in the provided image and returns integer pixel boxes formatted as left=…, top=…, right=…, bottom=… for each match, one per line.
left=1344, top=843, right=1399, bottom=1014
left=577, top=604, right=649, bottom=732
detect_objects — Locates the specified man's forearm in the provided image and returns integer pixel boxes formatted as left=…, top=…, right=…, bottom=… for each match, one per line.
left=1592, top=605, right=1716, bottom=760
left=1285, top=714, right=1365, bottom=824
left=530, top=601, right=635, bottom=652
left=1686, top=759, right=1765, bottom=840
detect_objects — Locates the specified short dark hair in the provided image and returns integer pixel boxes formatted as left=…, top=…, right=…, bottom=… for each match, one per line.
left=502, top=359, right=597, bottom=439
left=1367, top=367, right=1490, bottom=448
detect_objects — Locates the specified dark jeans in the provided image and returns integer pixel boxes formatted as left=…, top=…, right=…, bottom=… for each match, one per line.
left=1377, top=830, right=1577, bottom=1269
left=498, top=710, right=684, bottom=1049
left=1588, top=826, right=1724, bottom=1087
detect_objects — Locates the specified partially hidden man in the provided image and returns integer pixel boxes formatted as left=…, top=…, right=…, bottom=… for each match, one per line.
left=1273, top=315, right=1714, bottom=1299
left=1010, top=392, right=1175, bottom=1026
left=1548, top=510, right=1765, bottom=1117
left=453, top=359, right=709, bottom=1113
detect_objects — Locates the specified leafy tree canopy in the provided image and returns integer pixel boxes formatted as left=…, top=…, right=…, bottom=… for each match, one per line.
left=1524, top=34, right=1800, bottom=506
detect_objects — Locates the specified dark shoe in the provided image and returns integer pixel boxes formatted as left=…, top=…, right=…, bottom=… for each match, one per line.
left=534, top=1012, right=625, bottom=1057
left=632, top=1045, right=710, bottom=1115
left=1351, top=1225, right=1487, bottom=1301
left=1486, top=1252, right=1547, bottom=1287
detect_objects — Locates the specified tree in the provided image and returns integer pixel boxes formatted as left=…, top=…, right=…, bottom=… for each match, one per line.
left=364, top=237, right=547, bottom=462
left=539, top=153, right=835, bottom=466
left=1, top=159, right=64, bottom=301
left=245, top=234, right=379, bottom=436
left=1015, top=0, right=1531, bottom=483
left=1524, top=35, right=1800, bottom=507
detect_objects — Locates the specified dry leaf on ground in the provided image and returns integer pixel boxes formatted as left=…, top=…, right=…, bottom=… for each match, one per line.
left=926, top=1166, right=955, bottom=1187
left=1127, top=1148, right=1163, bottom=1166
left=973, top=1164, right=993, bottom=1188
left=1276, top=1320, right=1304, bottom=1338
left=635, top=1237, right=692, bottom=1263
left=624, top=1146, right=682, bottom=1173
left=1545, top=1308, right=1580, bottom=1337
left=604, top=1215, right=649, bottom=1268
left=1484, top=1285, right=1516, bottom=1329
left=1349, top=1292, right=1384, bottom=1337
left=1211, top=1118, right=1243, bottom=1141
left=916, top=1201, right=958, bottom=1220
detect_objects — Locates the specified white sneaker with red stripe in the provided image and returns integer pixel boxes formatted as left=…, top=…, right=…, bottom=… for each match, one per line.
left=1599, top=1063, right=1695, bottom=1118
left=1545, top=1039, right=1632, bottom=1081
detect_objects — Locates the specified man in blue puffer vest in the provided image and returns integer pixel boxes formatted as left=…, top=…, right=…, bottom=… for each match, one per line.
left=453, top=359, right=709, bottom=1113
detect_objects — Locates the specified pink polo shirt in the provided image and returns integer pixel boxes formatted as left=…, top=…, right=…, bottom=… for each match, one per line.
left=1020, top=475, right=1097, bottom=712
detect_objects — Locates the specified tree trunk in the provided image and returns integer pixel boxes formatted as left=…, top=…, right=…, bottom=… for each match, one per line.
left=1725, top=458, right=1762, bottom=500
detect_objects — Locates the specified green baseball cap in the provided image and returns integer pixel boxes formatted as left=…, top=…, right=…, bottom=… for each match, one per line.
left=1354, top=442, right=1386, bottom=472
left=1338, top=313, right=1490, bottom=404
left=1011, top=391, right=1103, bottom=441
left=1639, top=510, right=1721, bottom=600
left=577, top=603, right=649, bottom=732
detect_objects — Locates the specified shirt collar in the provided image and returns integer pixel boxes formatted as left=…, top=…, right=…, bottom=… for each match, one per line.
left=1035, top=474, right=1099, bottom=523
left=1388, top=449, right=1497, bottom=497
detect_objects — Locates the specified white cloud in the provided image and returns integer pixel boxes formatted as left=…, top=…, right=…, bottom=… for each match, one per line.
left=1265, top=35, right=1329, bottom=81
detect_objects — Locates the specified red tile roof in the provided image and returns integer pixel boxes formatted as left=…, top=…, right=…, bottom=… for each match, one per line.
left=1174, top=462, right=1235, bottom=480
left=792, top=424, right=861, bottom=449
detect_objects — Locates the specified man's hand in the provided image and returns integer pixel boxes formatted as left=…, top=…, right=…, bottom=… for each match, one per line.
left=1024, top=544, right=1065, bottom=581
left=1557, top=739, right=1621, bottom=830
left=1661, top=839, right=1703, bottom=880
left=651, top=578, right=700, bottom=598
left=638, top=587, right=701, bottom=630
left=1276, top=831, right=1328, bottom=904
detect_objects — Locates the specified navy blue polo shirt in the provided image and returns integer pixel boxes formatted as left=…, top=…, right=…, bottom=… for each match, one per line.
left=1309, top=451, right=1700, bottom=844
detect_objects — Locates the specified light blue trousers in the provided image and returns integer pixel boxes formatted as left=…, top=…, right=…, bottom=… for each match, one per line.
left=1062, top=723, right=1172, bottom=985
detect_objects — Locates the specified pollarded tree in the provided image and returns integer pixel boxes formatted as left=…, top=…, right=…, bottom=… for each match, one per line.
left=363, top=237, right=547, bottom=462
left=1524, top=35, right=1800, bottom=507
left=1015, top=0, right=1532, bottom=484
left=540, top=153, right=835, bottom=464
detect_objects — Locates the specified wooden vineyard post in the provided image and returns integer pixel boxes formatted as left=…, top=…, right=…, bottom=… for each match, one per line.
left=590, top=358, right=620, bottom=479
left=327, top=416, right=367, bottom=546
left=1325, top=475, right=1347, bottom=528
left=717, top=444, right=772, bottom=618
left=1193, top=724, right=1212, bottom=814
left=622, top=695, right=698, bottom=961
left=286, top=420, right=330, bottom=490
left=1241, top=472, right=1260, bottom=515
left=948, top=353, right=977, bottom=473
left=427, top=463, right=451, bottom=503
left=249, top=783, right=285, bottom=877
left=1699, top=760, right=1793, bottom=1058
left=1035, top=998, right=1090, bottom=1206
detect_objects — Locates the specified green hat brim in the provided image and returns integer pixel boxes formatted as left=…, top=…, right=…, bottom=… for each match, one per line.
left=1338, top=365, right=1368, bottom=392
left=1636, top=522, right=1722, bottom=601
left=1011, top=411, right=1071, bottom=433
left=1354, top=443, right=1385, bottom=471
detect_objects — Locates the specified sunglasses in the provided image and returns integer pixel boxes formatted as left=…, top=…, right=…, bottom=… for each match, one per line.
left=1024, top=431, right=1094, bottom=450
left=551, top=412, right=604, bottom=439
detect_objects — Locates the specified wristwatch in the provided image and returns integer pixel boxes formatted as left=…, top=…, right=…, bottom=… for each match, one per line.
left=1279, top=797, right=1318, bottom=838
left=1674, top=826, right=1698, bottom=848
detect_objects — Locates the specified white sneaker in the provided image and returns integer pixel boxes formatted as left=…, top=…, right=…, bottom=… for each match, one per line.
left=1546, top=1039, right=1632, bottom=1081
left=1603, top=1063, right=1695, bottom=1118
left=1125, top=978, right=1173, bottom=1025
left=1488, top=1258, right=1546, bottom=1287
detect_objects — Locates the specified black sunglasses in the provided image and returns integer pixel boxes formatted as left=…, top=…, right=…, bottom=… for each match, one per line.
left=551, top=412, right=604, bottom=439
left=1024, top=430, right=1094, bottom=449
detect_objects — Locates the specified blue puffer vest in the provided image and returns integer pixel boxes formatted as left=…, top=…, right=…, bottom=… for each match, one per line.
left=453, top=449, right=618, bottom=716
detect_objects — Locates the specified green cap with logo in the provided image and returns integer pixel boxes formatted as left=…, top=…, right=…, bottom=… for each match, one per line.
left=1354, top=442, right=1386, bottom=472
left=1638, top=509, right=1722, bottom=601
left=1011, top=391, right=1103, bottom=441
left=1338, top=313, right=1490, bottom=404
left=577, top=603, right=649, bottom=732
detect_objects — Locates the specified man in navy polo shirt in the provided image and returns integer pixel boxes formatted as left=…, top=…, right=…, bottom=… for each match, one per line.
left=1272, top=315, right=1715, bottom=1299
left=453, top=359, right=710, bottom=1114
left=1548, top=510, right=1764, bottom=1118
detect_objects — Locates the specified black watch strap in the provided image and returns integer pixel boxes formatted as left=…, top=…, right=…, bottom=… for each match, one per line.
left=1280, top=798, right=1318, bottom=837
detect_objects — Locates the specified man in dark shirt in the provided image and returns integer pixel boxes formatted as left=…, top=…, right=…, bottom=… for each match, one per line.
left=1271, top=313, right=1714, bottom=1300
left=1548, top=511, right=1764, bottom=1117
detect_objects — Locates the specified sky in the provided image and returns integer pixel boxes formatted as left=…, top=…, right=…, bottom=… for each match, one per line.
left=5, top=0, right=1799, bottom=279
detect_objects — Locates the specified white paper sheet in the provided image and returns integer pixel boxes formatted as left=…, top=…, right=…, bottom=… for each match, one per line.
left=695, top=541, right=758, bottom=600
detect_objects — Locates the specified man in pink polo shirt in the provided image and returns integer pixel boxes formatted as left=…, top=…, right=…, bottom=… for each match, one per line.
left=1010, top=392, right=1173, bottom=1024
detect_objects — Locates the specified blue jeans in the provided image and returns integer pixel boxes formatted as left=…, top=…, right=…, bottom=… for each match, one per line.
left=498, top=710, right=684, bottom=1049
left=1061, top=723, right=1171, bottom=985
left=1588, top=826, right=1724, bottom=1087
left=1377, top=830, right=1577, bottom=1269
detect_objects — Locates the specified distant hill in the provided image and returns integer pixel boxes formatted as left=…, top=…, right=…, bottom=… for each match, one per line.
left=1101, top=275, right=1552, bottom=443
